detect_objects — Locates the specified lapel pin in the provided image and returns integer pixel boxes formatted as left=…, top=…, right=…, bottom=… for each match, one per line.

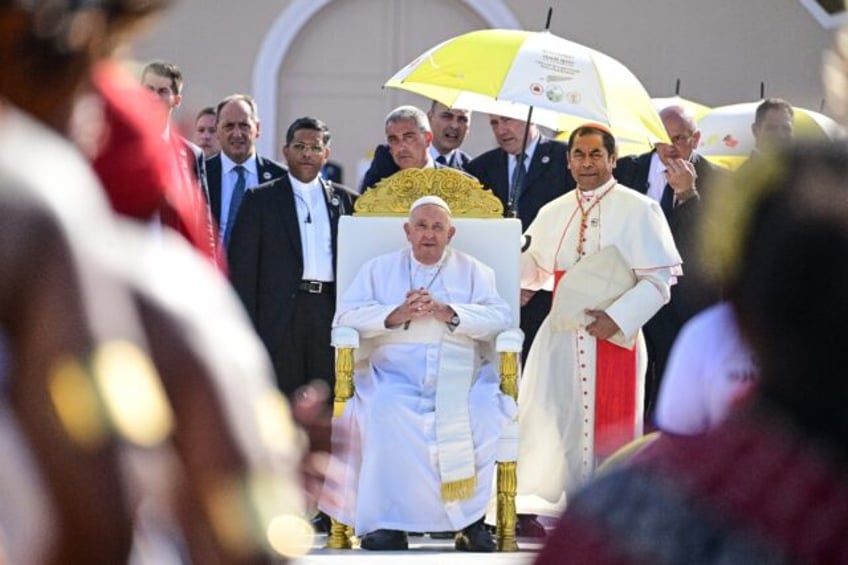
left=330, top=196, right=340, bottom=207
left=263, top=172, right=272, bottom=180
left=541, top=155, right=550, bottom=164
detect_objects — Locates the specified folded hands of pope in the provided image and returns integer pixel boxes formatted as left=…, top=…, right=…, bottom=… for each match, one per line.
left=385, top=288, right=457, bottom=328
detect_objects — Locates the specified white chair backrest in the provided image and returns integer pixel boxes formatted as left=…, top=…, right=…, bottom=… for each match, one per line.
left=336, top=216, right=522, bottom=326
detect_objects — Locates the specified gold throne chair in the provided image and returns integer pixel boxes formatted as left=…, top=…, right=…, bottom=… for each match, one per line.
left=326, top=168, right=523, bottom=551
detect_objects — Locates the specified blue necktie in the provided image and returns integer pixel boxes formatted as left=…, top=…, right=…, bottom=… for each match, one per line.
left=509, top=153, right=527, bottom=210
left=436, top=154, right=448, bottom=166
left=224, top=165, right=246, bottom=246
left=660, top=183, right=674, bottom=217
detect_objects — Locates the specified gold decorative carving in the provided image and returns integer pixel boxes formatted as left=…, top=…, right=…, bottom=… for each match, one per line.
left=333, top=347, right=355, bottom=418
left=326, top=518, right=352, bottom=549
left=496, top=461, right=519, bottom=552
left=499, top=352, right=519, bottom=400
left=355, top=168, right=503, bottom=218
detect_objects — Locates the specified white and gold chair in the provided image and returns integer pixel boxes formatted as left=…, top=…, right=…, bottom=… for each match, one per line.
left=327, top=168, right=523, bottom=551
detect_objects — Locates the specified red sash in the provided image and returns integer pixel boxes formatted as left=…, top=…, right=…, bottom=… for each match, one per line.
left=554, top=270, right=637, bottom=460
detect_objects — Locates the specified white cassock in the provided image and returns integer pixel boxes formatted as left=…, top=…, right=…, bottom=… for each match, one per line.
left=320, top=247, right=515, bottom=535
left=516, top=179, right=681, bottom=516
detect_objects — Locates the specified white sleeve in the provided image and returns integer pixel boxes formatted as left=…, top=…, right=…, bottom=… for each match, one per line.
left=654, top=319, right=710, bottom=435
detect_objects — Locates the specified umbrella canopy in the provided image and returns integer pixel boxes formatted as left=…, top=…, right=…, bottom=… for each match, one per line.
left=651, top=96, right=711, bottom=120
left=386, top=29, right=669, bottom=152
left=387, top=82, right=655, bottom=157
left=698, top=101, right=845, bottom=170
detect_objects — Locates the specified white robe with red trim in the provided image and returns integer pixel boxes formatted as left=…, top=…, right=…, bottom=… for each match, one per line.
left=516, top=180, right=681, bottom=516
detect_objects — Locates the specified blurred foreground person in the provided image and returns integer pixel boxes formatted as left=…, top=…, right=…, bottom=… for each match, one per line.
left=0, top=0, right=311, bottom=563
left=535, top=143, right=848, bottom=564
left=0, top=101, right=137, bottom=565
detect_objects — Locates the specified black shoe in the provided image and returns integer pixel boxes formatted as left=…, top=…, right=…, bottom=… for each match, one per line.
left=516, top=514, right=547, bottom=538
left=429, top=531, right=456, bottom=539
left=311, top=511, right=331, bottom=534
left=455, top=519, right=495, bottom=552
left=360, top=529, right=408, bottom=551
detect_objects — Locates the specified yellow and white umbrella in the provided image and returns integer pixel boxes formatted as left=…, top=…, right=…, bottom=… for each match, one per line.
left=697, top=101, right=845, bottom=170
left=386, top=29, right=669, bottom=154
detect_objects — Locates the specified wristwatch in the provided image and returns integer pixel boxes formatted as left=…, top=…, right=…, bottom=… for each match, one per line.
left=448, top=313, right=461, bottom=329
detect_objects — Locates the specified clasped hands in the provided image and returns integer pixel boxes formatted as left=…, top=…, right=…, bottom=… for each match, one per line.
left=385, top=288, right=455, bottom=328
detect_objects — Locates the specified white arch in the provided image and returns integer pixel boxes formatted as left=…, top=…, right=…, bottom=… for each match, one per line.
left=252, top=0, right=521, bottom=157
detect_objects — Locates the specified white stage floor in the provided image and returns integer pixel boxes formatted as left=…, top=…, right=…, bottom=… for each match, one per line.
left=293, top=534, right=544, bottom=564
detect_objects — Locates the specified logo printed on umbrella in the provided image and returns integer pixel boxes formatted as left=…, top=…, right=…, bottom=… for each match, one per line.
left=546, top=85, right=564, bottom=102
left=566, top=91, right=582, bottom=104
left=530, top=83, right=544, bottom=96
left=722, top=135, right=739, bottom=148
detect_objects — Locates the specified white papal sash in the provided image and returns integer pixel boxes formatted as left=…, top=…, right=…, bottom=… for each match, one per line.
left=372, top=318, right=477, bottom=501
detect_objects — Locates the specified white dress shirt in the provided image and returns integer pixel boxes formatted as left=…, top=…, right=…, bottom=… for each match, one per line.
left=290, top=173, right=334, bottom=282
left=646, top=152, right=667, bottom=203
left=507, top=134, right=540, bottom=181
left=219, top=152, right=258, bottom=237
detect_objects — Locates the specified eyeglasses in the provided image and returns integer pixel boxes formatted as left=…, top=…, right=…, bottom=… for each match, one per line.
left=665, top=133, right=694, bottom=147
left=288, top=143, right=326, bottom=155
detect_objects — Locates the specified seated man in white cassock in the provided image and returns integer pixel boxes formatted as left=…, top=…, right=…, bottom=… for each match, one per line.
left=324, top=196, right=514, bottom=552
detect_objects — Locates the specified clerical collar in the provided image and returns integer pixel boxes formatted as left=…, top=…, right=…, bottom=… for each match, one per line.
left=577, top=177, right=616, bottom=200
left=289, top=173, right=321, bottom=192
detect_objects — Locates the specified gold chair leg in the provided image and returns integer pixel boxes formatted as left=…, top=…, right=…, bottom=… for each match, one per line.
left=324, top=347, right=356, bottom=549
left=496, top=460, right=519, bottom=551
left=326, top=518, right=352, bottom=549
left=497, top=351, right=519, bottom=551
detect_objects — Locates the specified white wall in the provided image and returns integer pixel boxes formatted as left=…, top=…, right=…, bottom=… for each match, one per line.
left=133, top=0, right=835, bottom=184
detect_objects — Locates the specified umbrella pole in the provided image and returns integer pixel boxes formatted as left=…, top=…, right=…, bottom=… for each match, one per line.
left=507, top=106, right=535, bottom=218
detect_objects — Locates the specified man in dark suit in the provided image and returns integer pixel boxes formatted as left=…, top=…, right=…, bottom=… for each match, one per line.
left=141, top=60, right=217, bottom=259
left=466, top=115, right=575, bottom=364
left=206, top=94, right=287, bottom=247
left=228, top=116, right=355, bottom=400
left=614, top=105, right=721, bottom=418
left=360, top=100, right=472, bottom=190
left=141, top=61, right=209, bottom=197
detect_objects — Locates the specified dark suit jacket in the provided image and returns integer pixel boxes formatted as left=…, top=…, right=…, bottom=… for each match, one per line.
left=227, top=175, right=356, bottom=378
left=180, top=136, right=209, bottom=202
left=614, top=150, right=722, bottom=412
left=359, top=143, right=472, bottom=191
left=465, top=137, right=574, bottom=232
left=205, top=153, right=287, bottom=229
left=614, top=150, right=721, bottom=324
left=465, top=137, right=575, bottom=361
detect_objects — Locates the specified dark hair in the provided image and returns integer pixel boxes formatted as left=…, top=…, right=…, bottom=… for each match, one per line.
left=715, top=142, right=848, bottom=454
left=754, top=98, right=794, bottom=124
left=195, top=106, right=216, bottom=122
left=0, top=0, right=170, bottom=129
left=567, top=124, right=616, bottom=157
left=215, top=94, right=259, bottom=122
left=285, top=116, right=331, bottom=146
left=141, top=60, right=183, bottom=94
